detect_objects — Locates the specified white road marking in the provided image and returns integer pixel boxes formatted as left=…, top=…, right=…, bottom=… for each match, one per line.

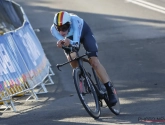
left=126, top=0, right=165, bottom=14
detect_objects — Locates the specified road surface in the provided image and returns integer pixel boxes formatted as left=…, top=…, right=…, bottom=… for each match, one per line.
left=1, top=0, right=165, bottom=124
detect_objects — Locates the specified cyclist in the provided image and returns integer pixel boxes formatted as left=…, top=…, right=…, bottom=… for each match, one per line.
left=50, top=11, right=117, bottom=106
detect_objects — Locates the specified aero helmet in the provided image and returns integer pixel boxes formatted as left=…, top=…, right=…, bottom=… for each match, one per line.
left=54, top=11, right=71, bottom=26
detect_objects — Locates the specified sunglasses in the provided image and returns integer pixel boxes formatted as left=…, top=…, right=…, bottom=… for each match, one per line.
left=54, top=24, right=69, bottom=32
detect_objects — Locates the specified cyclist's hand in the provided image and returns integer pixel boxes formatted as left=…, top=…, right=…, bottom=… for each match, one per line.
left=63, top=38, right=70, bottom=47
left=57, top=40, right=64, bottom=48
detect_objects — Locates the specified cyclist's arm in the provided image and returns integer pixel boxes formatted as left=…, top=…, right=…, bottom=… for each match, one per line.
left=70, top=19, right=82, bottom=45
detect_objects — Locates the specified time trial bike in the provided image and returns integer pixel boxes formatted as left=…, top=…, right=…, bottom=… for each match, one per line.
left=56, top=44, right=120, bottom=119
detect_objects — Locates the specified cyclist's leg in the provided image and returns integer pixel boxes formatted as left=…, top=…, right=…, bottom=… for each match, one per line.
left=89, top=57, right=117, bottom=106
left=81, top=24, right=109, bottom=84
left=89, top=57, right=109, bottom=83
left=64, top=52, right=78, bottom=68
left=81, top=22, right=117, bottom=106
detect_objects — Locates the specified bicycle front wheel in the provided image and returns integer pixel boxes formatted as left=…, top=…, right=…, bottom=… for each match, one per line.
left=73, top=68, right=101, bottom=119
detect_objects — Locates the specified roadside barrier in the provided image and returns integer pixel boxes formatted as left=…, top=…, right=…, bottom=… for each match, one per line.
left=0, top=0, right=54, bottom=111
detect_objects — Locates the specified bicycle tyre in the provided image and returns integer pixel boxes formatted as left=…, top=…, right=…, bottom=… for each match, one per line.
left=73, top=67, right=101, bottom=119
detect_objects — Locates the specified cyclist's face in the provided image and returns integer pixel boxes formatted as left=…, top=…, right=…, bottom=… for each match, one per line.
left=54, top=24, right=69, bottom=37
left=59, top=30, right=69, bottom=37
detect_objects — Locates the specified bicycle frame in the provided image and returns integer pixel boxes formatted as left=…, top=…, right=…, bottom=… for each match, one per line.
left=56, top=46, right=106, bottom=101
left=56, top=45, right=121, bottom=116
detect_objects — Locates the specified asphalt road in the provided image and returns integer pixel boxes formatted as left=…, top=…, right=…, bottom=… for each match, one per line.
left=1, top=0, right=165, bottom=125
